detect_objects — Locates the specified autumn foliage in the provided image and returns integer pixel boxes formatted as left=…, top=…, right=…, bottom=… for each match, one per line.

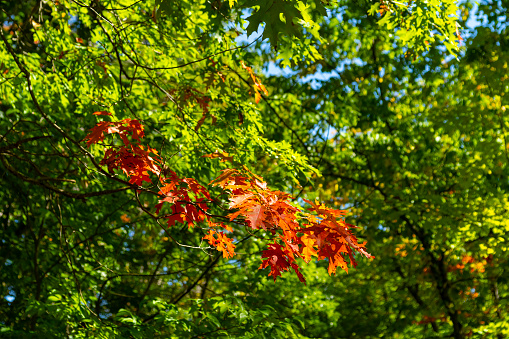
left=84, top=114, right=373, bottom=283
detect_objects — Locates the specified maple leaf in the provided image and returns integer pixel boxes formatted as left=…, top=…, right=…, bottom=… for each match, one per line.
left=245, top=204, right=266, bottom=229
left=182, top=177, right=211, bottom=199
left=129, top=170, right=151, bottom=186
left=229, top=193, right=254, bottom=209
left=299, top=219, right=373, bottom=276
left=163, top=202, right=204, bottom=228
left=204, top=229, right=236, bottom=258
left=97, top=144, right=162, bottom=187
left=166, top=203, right=187, bottom=227
left=125, top=119, right=145, bottom=141
left=298, top=234, right=318, bottom=263
left=84, top=121, right=114, bottom=146
left=259, top=242, right=306, bottom=284
left=84, top=117, right=147, bottom=149
left=208, top=221, right=233, bottom=233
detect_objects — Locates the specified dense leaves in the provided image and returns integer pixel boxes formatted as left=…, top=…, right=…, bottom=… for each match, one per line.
left=83, top=115, right=371, bottom=282
left=1, top=0, right=506, bottom=338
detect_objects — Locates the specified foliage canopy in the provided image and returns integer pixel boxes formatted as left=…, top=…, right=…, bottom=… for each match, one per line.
left=1, top=0, right=508, bottom=338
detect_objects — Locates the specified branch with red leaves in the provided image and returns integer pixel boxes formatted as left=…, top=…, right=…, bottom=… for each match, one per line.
left=84, top=114, right=374, bottom=284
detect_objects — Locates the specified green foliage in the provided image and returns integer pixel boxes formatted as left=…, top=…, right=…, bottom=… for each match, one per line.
left=1, top=0, right=506, bottom=338
left=370, top=0, right=461, bottom=57
left=253, top=1, right=508, bottom=337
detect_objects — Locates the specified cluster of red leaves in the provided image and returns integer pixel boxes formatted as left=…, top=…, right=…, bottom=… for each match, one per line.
left=85, top=112, right=145, bottom=146
left=84, top=115, right=373, bottom=282
left=155, top=172, right=211, bottom=229
left=211, top=168, right=373, bottom=284
left=84, top=113, right=234, bottom=258
left=84, top=115, right=159, bottom=186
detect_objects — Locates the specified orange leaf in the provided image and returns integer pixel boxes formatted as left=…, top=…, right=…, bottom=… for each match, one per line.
left=228, top=193, right=254, bottom=209
left=93, top=111, right=112, bottom=116
left=202, top=152, right=234, bottom=163
left=204, top=229, right=236, bottom=258
left=210, top=168, right=237, bottom=187
left=255, top=92, right=261, bottom=104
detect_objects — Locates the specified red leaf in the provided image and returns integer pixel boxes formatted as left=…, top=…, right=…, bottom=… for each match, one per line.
left=245, top=204, right=266, bottom=229
left=125, top=119, right=145, bottom=141
left=259, top=242, right=305, bottom=284
left=84, top=121, right=113, bottom=146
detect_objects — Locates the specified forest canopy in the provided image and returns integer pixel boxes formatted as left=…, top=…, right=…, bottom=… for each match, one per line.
left=1, top=0, right=508, bottom=338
